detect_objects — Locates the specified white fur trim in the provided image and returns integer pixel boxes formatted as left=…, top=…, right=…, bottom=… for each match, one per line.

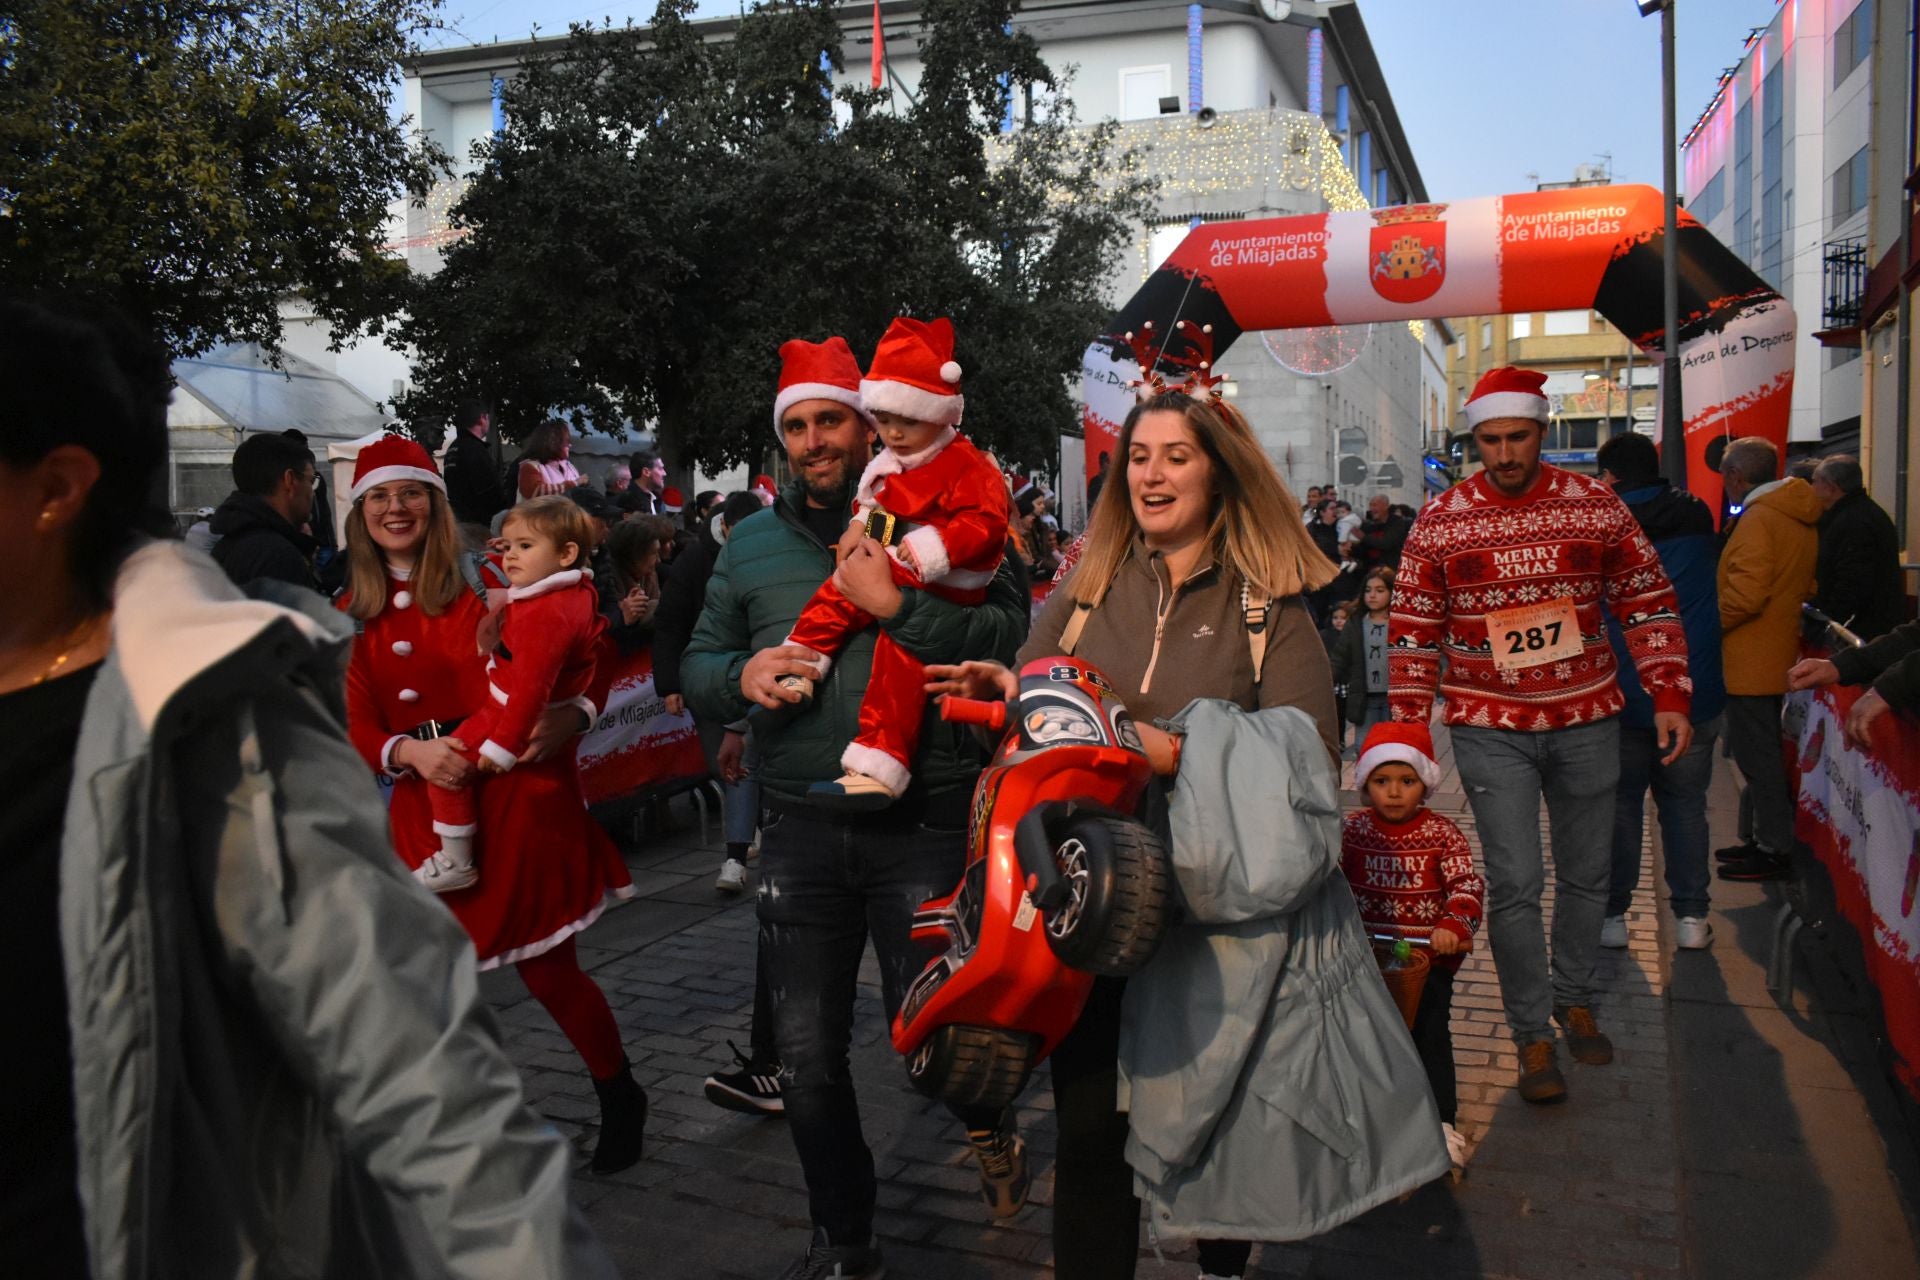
left=772, top=382, right=876, bottom=434
left=567, top=694, right=600, bottom=727
left=917, top=563, right=995, bottom=590
left=1464, top=391, right=1549, bottom=427
left=1355, top=742, right=1442, bottom=792
left=349, top=464, right=445, bottom=504
left=507, top=568, right=588, bottom=601
left=379, top=733, right=409, bottom=774
left=841, top=741, right=912, bottom=794
left=860, top=378, right=964, bottom=425
left=432, top=820, right=478, bottom=837
left=778, top=638, right=833, bottom=680
left=900, top=524, right=951, bottom=582
left=854, top=426, right=956, bottom=509
left=474, top=888, right=636, bottom=972
left=478, top=740, right=520, bottom=771
left=489, top=682, right=510, bottom=706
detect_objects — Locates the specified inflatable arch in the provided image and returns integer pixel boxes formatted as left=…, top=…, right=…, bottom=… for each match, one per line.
left=1080, top=183, right=1796, bottom=515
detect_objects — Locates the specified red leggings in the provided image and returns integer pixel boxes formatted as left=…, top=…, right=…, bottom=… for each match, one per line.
left=515, top=936, right=625, bottom=1079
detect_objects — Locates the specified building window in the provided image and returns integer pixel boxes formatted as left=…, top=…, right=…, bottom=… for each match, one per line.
left=1734, top=100, right=1754, bottom=262
left=1543, top=310, right=1589, bottom=337
left=1835, top=1, right=1873, bottom=85
left=1511, top=313, right=1532, bottom=340
left=1832, top=146, right=1870, bottom=223
left=1689, top=168, right=1725, bottom=225
left=1146, top=222, right=1189, bottom=272
left=1480, top=321, right=1492, bottom=350
left=1119, top=65, right=1172, bottom=121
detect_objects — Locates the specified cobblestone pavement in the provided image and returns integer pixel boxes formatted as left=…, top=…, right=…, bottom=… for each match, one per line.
left=476, top=724, right=1914, bottom=1278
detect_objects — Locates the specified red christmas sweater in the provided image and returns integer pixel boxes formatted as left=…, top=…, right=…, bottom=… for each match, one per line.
left=1340, top=807, right=1484, bottom=972
left=1388, top=465, right=1691, bottom=730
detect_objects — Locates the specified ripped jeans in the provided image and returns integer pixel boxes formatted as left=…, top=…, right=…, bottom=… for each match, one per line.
left=755, top=796, right=1002, bottom=1246
left=1451, top=719, right=1620, bottom=1047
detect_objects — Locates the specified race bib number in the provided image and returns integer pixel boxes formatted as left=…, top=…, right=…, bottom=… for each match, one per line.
left=1486, top=597, right=1582, bottom=672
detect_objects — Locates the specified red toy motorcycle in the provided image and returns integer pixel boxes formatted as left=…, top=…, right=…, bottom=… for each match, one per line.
left=891, top=656, right=1173, bottom=1109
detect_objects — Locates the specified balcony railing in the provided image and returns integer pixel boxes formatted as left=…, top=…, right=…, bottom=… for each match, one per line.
left=1822, top=237, right=1866, bottom=331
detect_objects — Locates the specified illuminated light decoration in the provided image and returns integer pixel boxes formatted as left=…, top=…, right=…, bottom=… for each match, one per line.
left=1262, top=322, right=1372, bottom=376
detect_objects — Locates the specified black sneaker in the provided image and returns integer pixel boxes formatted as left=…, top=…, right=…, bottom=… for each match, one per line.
left=774, top=1229, right=884, bottom=1280
left=965, top=1113, right=1030, bottom=1220
left=1719, top=852, right=1790, bottom=882
left=1715, top=841, right=1763, bottom=863
left=704, top=1041, right=785, bottom=1116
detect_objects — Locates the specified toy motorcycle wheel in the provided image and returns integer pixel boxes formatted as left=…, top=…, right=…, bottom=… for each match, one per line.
left=906, top=1024, right=1040, bottom=1109
left=1044, top=814, right=1171, bottom=977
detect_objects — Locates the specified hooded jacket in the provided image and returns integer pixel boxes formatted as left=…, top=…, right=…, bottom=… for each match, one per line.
left=1606, top=480, right=1727, bottom=727
left=208, top=489, right=316, bottom=592
left=61, top=540, right=614, bottom=1280
left=1719, top=477, right=1822, bottom=695
left=1814, top=489, right=1907, bottom=641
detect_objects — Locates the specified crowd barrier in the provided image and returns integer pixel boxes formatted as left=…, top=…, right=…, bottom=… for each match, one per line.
left=577, top=645, right=707, bottom=806
left=1786, top=654, right=1920, bottom=1101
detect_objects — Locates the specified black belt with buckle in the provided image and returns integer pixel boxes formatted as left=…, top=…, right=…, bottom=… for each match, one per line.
left=407, top=716, right=466, bottom=741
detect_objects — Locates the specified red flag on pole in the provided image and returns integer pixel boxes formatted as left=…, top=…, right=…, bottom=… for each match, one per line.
left=871, top=0, right=884, bottom=89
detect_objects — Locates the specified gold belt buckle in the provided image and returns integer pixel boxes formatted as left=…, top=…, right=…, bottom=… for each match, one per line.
left=864, top=508, right=899, bottom=547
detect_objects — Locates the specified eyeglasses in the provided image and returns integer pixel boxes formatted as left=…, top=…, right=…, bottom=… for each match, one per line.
left=361, top=486, right=433, bottom=512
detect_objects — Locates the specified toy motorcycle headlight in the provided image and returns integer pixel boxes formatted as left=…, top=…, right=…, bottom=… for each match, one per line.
left=1024, top=705, right=1102, bottom=745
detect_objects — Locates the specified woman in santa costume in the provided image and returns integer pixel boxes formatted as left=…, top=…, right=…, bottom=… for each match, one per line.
left=338, top=434, right=647, bottom=1174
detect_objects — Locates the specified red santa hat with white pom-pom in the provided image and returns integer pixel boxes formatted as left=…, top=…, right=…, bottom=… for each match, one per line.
left=772, top=336, right=876, bottom=436
left=1356, top=720, right=1443, bottom=793
left=861, top=316, right=965, bottom=426
left=1463, top=366, right=1550, bottom=429
left=349, top=433, right=445, bottom=503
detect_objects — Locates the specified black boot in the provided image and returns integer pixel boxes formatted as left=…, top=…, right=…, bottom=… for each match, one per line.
left=589, top=1059, right=648, bottom=1174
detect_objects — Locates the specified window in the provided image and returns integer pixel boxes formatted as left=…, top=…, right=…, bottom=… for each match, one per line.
left=1835, top=2, right=1873, bottom=85
left=1689, top=168, right=1725, bottom=226
left=1480, top=320, right=1492, bottom=350
left=1510, top=313, right=1532, bottom=340
left=1146, top=222, right=1189, bottom=272
left=1734, top=101, right=1754, bottom=261
left=1832, top=146, right=1870, bottom=223
left=1760, top=62, right=1784, bottom=288
left=1119, top=65, right=1172, bottom=121
left=1543, top=310, right=1589, bottom=337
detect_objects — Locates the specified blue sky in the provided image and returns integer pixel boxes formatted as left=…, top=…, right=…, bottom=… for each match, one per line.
left=427, top=0, right=1783, bottom=201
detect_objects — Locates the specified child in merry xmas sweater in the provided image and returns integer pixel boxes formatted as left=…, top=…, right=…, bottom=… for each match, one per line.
left=1341, top=720, right=1484, bottom=1171
left=780, top=316, right=1011, bottom=811
left=418, top=495, right=607, bottom=892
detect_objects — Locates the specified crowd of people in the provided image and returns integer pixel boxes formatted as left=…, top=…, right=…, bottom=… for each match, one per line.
left=10, top=284, right=1917, bottom=1280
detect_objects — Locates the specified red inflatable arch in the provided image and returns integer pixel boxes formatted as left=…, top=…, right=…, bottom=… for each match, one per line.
left=1080, top=183, right=1795, bottom=515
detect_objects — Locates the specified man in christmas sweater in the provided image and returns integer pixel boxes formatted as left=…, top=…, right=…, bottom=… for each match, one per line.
left=1388, top=366, right=1692, bottom=1106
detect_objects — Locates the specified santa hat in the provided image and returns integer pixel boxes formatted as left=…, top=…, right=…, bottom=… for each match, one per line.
left=862, top=316, right=965, bottom=426
left=349, top=433, right=444, bottom=503
left=660, top=485, right=684, bottom=514
left=773, top=336, right=875, bottom=435
left=1356, top=721, right=1443, bottom=793
left=1010, top=473, right=1040, bottom=517
left=1464, top=366, right=1550, bottom=429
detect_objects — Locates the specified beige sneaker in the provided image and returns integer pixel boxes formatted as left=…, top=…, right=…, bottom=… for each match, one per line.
left=807, top=770, right=897, bottom=812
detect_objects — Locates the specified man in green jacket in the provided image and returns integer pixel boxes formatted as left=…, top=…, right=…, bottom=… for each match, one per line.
left=683, top=337, right=1030, bottom=1280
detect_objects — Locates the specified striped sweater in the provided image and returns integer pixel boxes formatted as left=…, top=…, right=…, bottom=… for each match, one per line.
left=1340, top=807, right=1483, bottom=972
left=1388, top=465, right=1691, bottom=731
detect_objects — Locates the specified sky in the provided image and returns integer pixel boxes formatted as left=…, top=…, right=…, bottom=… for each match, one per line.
left=425, top=0, right=1785, bottom=201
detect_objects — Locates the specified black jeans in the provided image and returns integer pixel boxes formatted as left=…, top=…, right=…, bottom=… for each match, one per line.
left=1051, top=977, right=1253, bottom=1279
left=756, top=799, right=998, bottom=1246
left=1410, top=965, right=1457, bottom=1125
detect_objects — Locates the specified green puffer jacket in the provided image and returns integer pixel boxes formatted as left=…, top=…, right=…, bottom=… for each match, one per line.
left=682, top=481, right=1028, bottom=801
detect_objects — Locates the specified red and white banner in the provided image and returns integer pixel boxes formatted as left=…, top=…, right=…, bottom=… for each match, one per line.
left=576, top=646, right=706, bottom=806
left=1788, top=668, right=1920, bottom=1100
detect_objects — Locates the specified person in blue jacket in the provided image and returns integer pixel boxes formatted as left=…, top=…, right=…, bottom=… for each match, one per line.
left=1595, top=432, right=1727, bottom=952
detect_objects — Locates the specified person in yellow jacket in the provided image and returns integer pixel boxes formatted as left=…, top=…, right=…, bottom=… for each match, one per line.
left=1715, top=437, right=1822, bottom=882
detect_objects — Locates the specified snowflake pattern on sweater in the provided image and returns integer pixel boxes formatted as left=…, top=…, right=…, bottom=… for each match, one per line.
left=1388, top=465, right=1691, bottom=730
left=1340, top=807, right=1484, bottom=971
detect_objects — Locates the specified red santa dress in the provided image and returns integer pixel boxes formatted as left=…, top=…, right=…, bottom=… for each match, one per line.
left=343, top=565, right=633, bottom=968
left=785, top=427, right=1010, bottom=791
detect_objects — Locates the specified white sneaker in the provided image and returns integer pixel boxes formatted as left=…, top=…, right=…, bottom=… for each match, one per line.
left=413, top=850, right=477, bottom=894
left=1600, top=914, right=1628, bottom=948
left=1675, top=916, right=1714, bottom=950
left=715, top=858, right=747, bottom=893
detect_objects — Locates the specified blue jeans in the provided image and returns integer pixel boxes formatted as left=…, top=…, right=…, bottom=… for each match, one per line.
left=1452, top=719, right=1620, bottom=1047
left=1353, top=693, right=1391, bottom=753
left=1608, top=718, right=1719, bottom=920
left=722, top=737, right=760, bottom=846
left=756, top=800, right=997, bottom=1245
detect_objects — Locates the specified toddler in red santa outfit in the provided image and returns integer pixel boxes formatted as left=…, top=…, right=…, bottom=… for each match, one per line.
left=781, top=316, right=1011, bottom=811
left=1340, top=720, right=1485, bottom=1174
left=418, top=495, right=608, bottom=892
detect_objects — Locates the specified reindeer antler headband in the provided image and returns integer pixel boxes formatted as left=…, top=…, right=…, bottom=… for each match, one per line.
left=1120, top=318, right=1224, bottom=404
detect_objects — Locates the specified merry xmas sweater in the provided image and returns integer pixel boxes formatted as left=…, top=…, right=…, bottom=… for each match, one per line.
left=1388, top=465, right=1691, bottom=731
left=1340, top=807, right=1484, bottom=971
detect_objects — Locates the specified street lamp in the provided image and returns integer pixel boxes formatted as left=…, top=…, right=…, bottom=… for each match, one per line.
left=1637, top=0, right=1686, bottom=487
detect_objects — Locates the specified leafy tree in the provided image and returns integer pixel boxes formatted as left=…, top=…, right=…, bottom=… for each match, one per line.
left=0, top=0, right=447, bottom=357
left=399, top=0, right=1153, bottom=472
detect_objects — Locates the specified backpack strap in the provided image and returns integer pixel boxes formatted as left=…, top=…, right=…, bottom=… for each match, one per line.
left=1058, top=601, right=1093, bottom=655
left=1242, top=583, right=1271, bottom=687
left=457, top=550, right=492, bottom=603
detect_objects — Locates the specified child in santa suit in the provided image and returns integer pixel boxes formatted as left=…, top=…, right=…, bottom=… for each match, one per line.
left=783, top=316, right=1011, bottom=810
left=420, top=495, right=608, bottom=890
left=1340, top=721, right=1485, bottom=1174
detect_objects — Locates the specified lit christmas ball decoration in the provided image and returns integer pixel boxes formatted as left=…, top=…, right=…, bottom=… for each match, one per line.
left=1263, top=323, right=1373, bottom=376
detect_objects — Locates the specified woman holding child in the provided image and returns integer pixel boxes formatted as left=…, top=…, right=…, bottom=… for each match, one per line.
left=339, top=435, right=647, bottom=1174
left=929, top=390, right=1446, bottom=1278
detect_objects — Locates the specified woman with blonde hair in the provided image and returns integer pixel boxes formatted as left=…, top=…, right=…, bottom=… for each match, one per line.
left=340, top=437, right=647, bottom=1174
left=929, top=389, right=1443, bottom=1277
